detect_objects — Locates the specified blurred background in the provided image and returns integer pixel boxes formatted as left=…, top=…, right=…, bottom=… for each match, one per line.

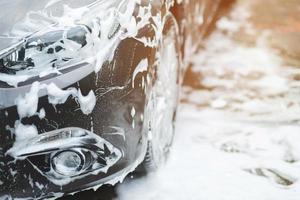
left=61, top=0, right=300, bottom=199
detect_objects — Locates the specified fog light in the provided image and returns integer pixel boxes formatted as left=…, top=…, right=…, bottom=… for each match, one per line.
left=6, top=127, right=122, bottom=185
left=52, top=150, right=84, bottom=177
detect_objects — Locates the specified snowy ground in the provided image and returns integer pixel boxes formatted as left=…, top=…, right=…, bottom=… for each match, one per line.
left=117, top=107, right=300, bottom=200
left=116, top=3, right=300, bottom=200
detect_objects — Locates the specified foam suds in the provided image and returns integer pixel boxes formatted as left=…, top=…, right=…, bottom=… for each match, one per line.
left=1, top=0, right=170, bottom=196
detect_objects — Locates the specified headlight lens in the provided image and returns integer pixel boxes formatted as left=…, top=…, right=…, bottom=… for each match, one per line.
left=52, top=150, right=84, bottom=177
left=0, top=25, right=92, bottom=75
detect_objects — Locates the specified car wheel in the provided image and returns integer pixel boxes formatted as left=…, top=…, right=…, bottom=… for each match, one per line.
left=139, top=14, right=181, bottom=173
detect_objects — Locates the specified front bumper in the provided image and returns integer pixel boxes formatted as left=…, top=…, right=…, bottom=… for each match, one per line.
left=0, top=37, right=152, bottom=199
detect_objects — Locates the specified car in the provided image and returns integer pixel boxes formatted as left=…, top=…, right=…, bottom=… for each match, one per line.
left=0, top=0, right=234, bottom=199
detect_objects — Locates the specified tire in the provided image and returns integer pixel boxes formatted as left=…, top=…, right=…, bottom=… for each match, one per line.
left=138, top=14, right=181, bottom=173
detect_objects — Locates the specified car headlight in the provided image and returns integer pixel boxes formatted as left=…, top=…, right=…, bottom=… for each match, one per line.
left=0, top=19, right=120, bottom=87
left=0, top=25, right=91, bottom=75
left=0, top=0, right=140, bottom=108
left=0, top=0, right=139, bottom=88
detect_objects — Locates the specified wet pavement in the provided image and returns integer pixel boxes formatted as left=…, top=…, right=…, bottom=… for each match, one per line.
left=61, top=0, right=300, bottom=199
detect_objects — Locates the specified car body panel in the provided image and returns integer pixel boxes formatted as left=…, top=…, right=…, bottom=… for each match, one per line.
left=0, top=0, right=233, bottom=199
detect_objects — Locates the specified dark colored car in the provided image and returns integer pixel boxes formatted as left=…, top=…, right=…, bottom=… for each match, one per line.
left=0, top=0, right=234, bottom=199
